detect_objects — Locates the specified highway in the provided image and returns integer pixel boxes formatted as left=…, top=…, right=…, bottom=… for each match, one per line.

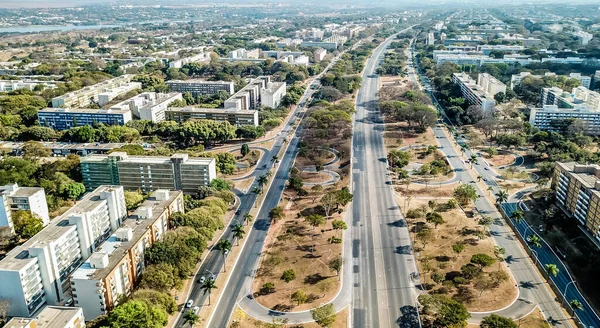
left=351, top=27, right=420, bottom=328
left=408, top=43, right=600, bottom=326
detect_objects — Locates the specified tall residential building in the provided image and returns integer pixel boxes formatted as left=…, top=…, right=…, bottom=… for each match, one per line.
left=0, top=184, right=50, bottom=232
left=0, top=80, right=57, bottom=92
left=426, top=32, right=435, bottom=45
left=260, top=82, right=287, bottom=108
left=166, top=107, right=259, bottom=126
left=541, top=86, right=600, bottom=111
left=314, top=48, right=327, bottom=62
left=166, top=80, right=235, bottom=97
left=70, top=190, right=183, bottom=320
left=452, top=73, right=505, bottom=112
left=38, top=108, right=133, bottom=131
left=224, top=76, right=271, bottom=110
left=51, top=75, right=140, bottom=108
left=110, top=92, right=182, bottom=123
left=0, top=186, right=126, bottom=317
left=4, top=306, right=85, bottom=328
left=80, top=153, right=216, bottom=193
left=553, top=162, right=600, bottom=245
left=529, top=105, right=600, bottom=135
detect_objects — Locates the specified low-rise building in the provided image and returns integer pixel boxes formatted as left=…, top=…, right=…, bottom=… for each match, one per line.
left=452, top=72, right=505, bottom=112
left=4, top=306, right=85, bottom=328
left=51, top=75, right=139, bottom=108
left=168, top=52, right=210, bottom=69
left=314, top=48, right=327, bottom=62
left=260, top=82, right=287, bottom=108
left=529, top=105, right=600, bottom=135
left=166, top=80, right=235, bottom=97
left=80, top=153, right=216, bottom=194
left=0, top=184, right=50, bottom=232
left=70, top=190, right=183, bottom=320
left=300, top=41, right=339, bottom=50
left=38, top=108, right=132, bottom=131
left=166, top=107, right=259, bottom=126
left=541, top=86, right=600, bottom=111
left=0, top=80, right=57, bottom=92
left=553, top=162, right=600, bottom=245
left=110, top=92, right=182, bottom=122
left=0, top=186, right=126, bottom=317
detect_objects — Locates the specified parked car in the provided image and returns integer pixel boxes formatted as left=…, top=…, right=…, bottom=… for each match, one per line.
left=198, top=276, right=206, bottom=284
left=186, top=300, right=193, bottom=308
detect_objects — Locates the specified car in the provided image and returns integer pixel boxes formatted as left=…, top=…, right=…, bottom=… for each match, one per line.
left=198, top=276, right=206, bottom=284
left=484, top=167, right=489, bottom=170
left=235, top=209, right=240, bottom=215
left=193, top=306, right=200, bottom=312
left=186, top=300, right=193, bottom=308
left=483, top=178, right=488, bottom=181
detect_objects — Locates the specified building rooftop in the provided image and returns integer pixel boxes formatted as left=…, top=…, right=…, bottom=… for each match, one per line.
left=119, top=154, right=214, bottom=166
left=557, top=162, right=600, bottom=197
left=5, top=306, right=82, bottom=328
left=166, top=79, right=234, bottom=85
left=38, top=108, right=131, bottom=115
left=71, top=190, right=182, bottom=281
left=167, top=106, right=258, bottom=115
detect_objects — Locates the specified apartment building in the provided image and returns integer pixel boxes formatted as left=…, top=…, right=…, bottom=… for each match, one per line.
left=300, top=41, right=339, bottom=50
left=0, top=80, right=57, bottom=92
left=5, top=306, right=85, bottom=328
left=168, top=52, right=210, bottom=69
left=452, top=72, right=504, bottom=112
left=0, top=186, right=126, bottom=317
left=80, top=153, right=216, bottom=193
left=476, top=45, right=525, bottom=55
left=262, top=51, right=304, bottom=60
left=426, top=32, right=435, bottom=45
left=512, top=72, right=591, bottom=89
left=295, top=28, right=324, bottom=40
left=529, top=105, right=600, bottom=135
left=51, top=75, right=140, bottom=108
left=166, top=80, right=235, bottom=97
left=227, top=48, right=260, bottom=59
left=541, top=86, right=600, bottom=111
left=0, top=184, right=50, bottom=232
left=166, top=107, right=259, bottom=126
left=70, top=190, right=183, bottom=319
left=314, top=48, right=327, bottom=62
left=38, top=108, right=132, bottom=130
left=224, top=76, right=271, bottom=110
left=110, top=92, right=182, bottom=122
left=553, top=162, right=600, bottom=245
left=260, top=82, right=287, bottom=108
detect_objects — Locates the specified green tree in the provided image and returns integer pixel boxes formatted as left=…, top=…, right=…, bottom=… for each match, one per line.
left=311, top=303, right=337, bottom=328
left=243, top=213, right=253, bottom=226
left=425, top=212, right=444, bottom=229
left=107, top=300, right=168, bottom=328
left=63, top=182, right=85, bottom=200
left=241, top=144, right=250, bottom=157
left=495, top=190, right=508, bottom=205
left=210, top=178, right=232, bottom=191
left=416, top=228, right=434, bottom=248
left=124, top=191, right=145, bottom=210
left=570, top=299, right=583, bottom=311
left=291, top=290, right=308, bottom=305
left=232, top=224, right=245, bottom=246
left=21, top=141, right=50, bottom=160
left=183, top=310, right=199, bottom=326
left=328, top=255, right=343, bottom=280
left=452, top=243, right=465, bottom=255
left=470, top=253, right=495, bottom=269
left=331, top=220, right=347, bottom=237
left=12, top=210, right=43, bottom=239
left=453, top=184, right=478, bottom=206
left=269, top=206, right=285, bottom=222
left=140, top=263, right=180, bottom=292
left=510, top=210, right=523, bottom=223
left=435, top=298, right=470, bottom=328
left=200, top=278, right=218, bottom=305
left=217, top=239, right=232, bottom=271
left=545, top=263, right=559, bottom=278
left=527, top=234, right=541, bottom=248
left=306, top=214, right=325, bottom=230
left=131, top=289, right=177, bottom=314
left=481, top=314, right=517, bottom=328
left=281, top=269, right=296, bottom=283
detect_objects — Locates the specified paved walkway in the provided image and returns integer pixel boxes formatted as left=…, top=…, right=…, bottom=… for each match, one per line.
left=298, top=147, right=341, bottom=186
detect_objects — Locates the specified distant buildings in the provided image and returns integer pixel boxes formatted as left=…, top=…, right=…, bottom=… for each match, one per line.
left=37, top=108, right=132, bottom=130
left=314, top=48, right=327, bottom=62
left=166, top=80, right=235, bottom=97
left=110, top=92, right=183, bottom=123
left=0, top=80, right=57, bottom=92
left=168, top=52, right=210, bottom=69
left=476, top=44, right=524, bottom=55
left=80, top=153, right=216, bottom=193
left=51, top=75, right=141, bottom=108
left=572, top=30, right=593, bottom=45
left=541, top=86, right=600, bottom=111
left=228, top=48, right=260, bottom=59
left=0, top=184, right=50, bottom=233
left=452, top=72, right=506, bottom=112
left=553, top=162, right=600, bottom=245
left=426, top=32, right=435, bottom=45
left=300, top=41, right=339, bottom=50
left=70, top=189, right=183, bottom=320
left=510, top=72, right=591, bottom=89
left=166, top=107, right=259, bottom=126
left=260, top=81, right=287, bottom=108
left=295, top=28, right=325, bottom=41
left=4, top=306, right=85, bottom=328
left=0, top=186, right=127, bottom=317
left=224, top=76, right=285, bottom=110
left=530, top=87, right=600, bottom=134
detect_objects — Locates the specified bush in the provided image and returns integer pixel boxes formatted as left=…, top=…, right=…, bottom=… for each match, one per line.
left=406, top=208, right=424, bottom=219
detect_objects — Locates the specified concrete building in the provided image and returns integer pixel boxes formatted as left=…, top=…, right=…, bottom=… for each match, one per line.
left=300, top=41, right=339, bottom=50
left=426, top=32, right=435, bottom=45
left=314, top=48, right=327, bottom=62
left=295, top=28, right=324, bottom=40
left=510, top=72, right=591, bottom=89
left=51, top=75, right=140, bottom=108
left=224, top=76, right=272, bottom=110
left=476, top=45, right=525, bottom=55
left=260, top=82, right=287, bottom=108
left=553, top=162, right=600, bottom=245
left=166, top=107, right=259, bottom=126
left=38, top=108, right=132, bottom=131
left=227, top=48, right=260, bottom=59
left=262, top=51, right=304, bottom=60
left=0, top=186, right=126, bottom=317
left=166, top=80, right=235, bottom=97
left=452, top=72, right=505, bottom=112
left=70, top=190, right=183, bottom=320
left=541, top=86, right=600, bottom=111
left=110, top=92, right=182, bottom=122
left=0, top=184, right=50, bottom=233
left=529, top=105, right=600, bottom=135
left=4, top=306, right=85, bottom=328
left=80, top=153, right=216, bottom=194
left=572, top=30, right=593, bottom=45
left=0, top=80, right=57, bottom=92
left=168, top=52, right=210, bottom=69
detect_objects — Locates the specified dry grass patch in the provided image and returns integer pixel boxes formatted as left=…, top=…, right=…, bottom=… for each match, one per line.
left=486, top=152, right=516, bottom=168
left=383, top=123, right=437, bottom=149
left=229, top=305, right=349, bottom=328
left=299, top=171, right=335, bottom=184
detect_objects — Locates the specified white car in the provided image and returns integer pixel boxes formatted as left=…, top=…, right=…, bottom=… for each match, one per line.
left=186, top=300, right=193, bottom=308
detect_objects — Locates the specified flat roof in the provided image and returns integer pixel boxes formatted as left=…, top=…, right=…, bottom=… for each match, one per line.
left=5, top=306, right=82, bottom=328
left=71, top=190, right=182, bottom=280
left=38, top=108, right=131, bottom=115
left=166, top=79, right=234, bottom=85
left=119, top=155, right=214, bottom=165
left=167, top=106, right=257, bottom=115
left=0, top=141, right=140, bottom=151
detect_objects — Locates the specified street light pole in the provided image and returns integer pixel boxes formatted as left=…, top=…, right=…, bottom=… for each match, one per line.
left=562, top=280, right=576, bottom=307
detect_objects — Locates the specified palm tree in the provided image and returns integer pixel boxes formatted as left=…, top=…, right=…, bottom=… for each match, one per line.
left=183, top=310, right=199, bottom=326
left=570, top=299, right=583, bottom=311
left=528, top=234, right=541, bottom=248
left=495, top=190, right=508, bottom=205
left=477, top=175, right=483, bottom=182
left=264, top=171, right=272, bottom=178
left=460, top=145, right=467, bottom=155
left=545, top=263, right=559, bottom=278
left=487, top=186, right=494, bottom=194
left=510, top=209, right=524, bottom=223
left=200, top=278, right=218, bottom=305
left=258, top=174, right=269, bottom=187
left=271, top=155, right=279, bottom=164
left=217, top=239, right=232, bottom=272
left=252, top=186, right=262, bottom=195
left=232, top=224, right=245, bottom=246
left=470, top=155, right=478, bottom=168
left=243, top=213, right=253, bottom=225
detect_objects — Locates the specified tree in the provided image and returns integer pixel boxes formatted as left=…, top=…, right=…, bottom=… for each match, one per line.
left=570, top=299, right=583, bottom=311
left=131, top=289, right=177, bottom=314
left=260, top=282, right=276, bottom=295
left=478, top=216, right=493, bottom=231
left=232, top=224, right=245, bottom=246
left=474, top=274, right=495, bottom=297
left=331, top=220, right=347, bottom=237
left=140, top=263, right=179, bottom=292
left=210, top=178, right=232, bottom=191
left=281, top=269, right=296, bottom=283
left=527, top=234, right=541, bottom=248
left=107, top=300, right=168, bottom=328
left=453, top=184, right=478, bottom=206
left=306, top=214, right=325, bottom=230
left=21, top=141, right=50, bottom=160
left=183, top=310, right=199, bottom=326
left=269, top=206, right=284, bottom=222
left=124, top=191, right=145, bottom=210
left=63, top=182, right=86, bottom=200
left=291, top=290, right=308, bottom=305
left=545, top=263, right=559, bottom=278
left=311, top=303, right=337, bottom=328
left=470, top=253, right=495, bottom=269
left=416, top=228, right=434, bottom=248
left=200, top=278, right=218, bottom=305
left=243, top=213, right=253, bottom=225
left=495, top=190, right=508, bottom=205
left=240, top=144, right=250, bottom=157
left=12, top=210, right=43, bottom=239
left=489, top=270, right=509, bottom=288
left=425, top=212, right=444, bottom=229
left=435, top=298, right=470, bottom=328
left=321, top=192, right=338, bottom=217
left=510, top=210, right=524, bottom=223
left=217, top=239, right=232, bottom=271
left=481, top=314, right=517, bottom=328
left=329, top=255, right=343, bottom=280
left=452, top=243, right=465, bottom=255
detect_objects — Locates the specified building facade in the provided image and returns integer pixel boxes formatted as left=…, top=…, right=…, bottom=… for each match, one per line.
left=0, top=184, right=50, bottom=232
left=260, top=82, right=287, bottom=108
left=38, top=108, right=132, bottom=130
left=529, top=105, right=600, bottom=135
left=541, top=86, right=600, bottom=111
left=80, top=153, right=216, bottom=193
left=5, top=306, right=85, bottom=328
left=110, top=92, right=182, bottom=123
left=51, top=75, right=139, bottom=108
left=166, top=107, right=259, bottom=126
left=166, top=80, right=235, bottom=97
left=452, top=73, right=503, bottom=112
left=314, top=48, right=327, bottom=62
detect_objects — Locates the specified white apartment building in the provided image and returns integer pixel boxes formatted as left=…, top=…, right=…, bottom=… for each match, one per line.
left=510, top=72, right=593, bottom=89
left=51, top=75, right=140, bottom=108
left=71, top=190, right=183, bottom=320
left=0, top=80, right=57, bottom=92
left=110, top=92, right=183, bottom=122
left=295, top=28, right=324, bottom=40
left=477, top=73, right=507, bottom=97
left=0, top=186, right=126, bottom=317
left=426, top=32, right=435, bottom=45
left=260, top=82, right=287, bottom=108
left=541, top=86, right=600, bottom=112
left=452, top=73, right=502, bottom=112
left=568, top=73, right=592, bottom=89
left=224, top=76, right=271, bottom=110
left=572, top=30, right=593, bottom=45
left=530, top=105, right=600, bottom=135
left=168, top=52, right=210, bottom=69
left=314, top=48, right=327, bottom=62
left=5, top=306, right=85, bottom=328
left=228, top=48, right=260, bottom=59
left=0, top=184, right=50, bottom=232
left=476, top=45, right=525, bottom=55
